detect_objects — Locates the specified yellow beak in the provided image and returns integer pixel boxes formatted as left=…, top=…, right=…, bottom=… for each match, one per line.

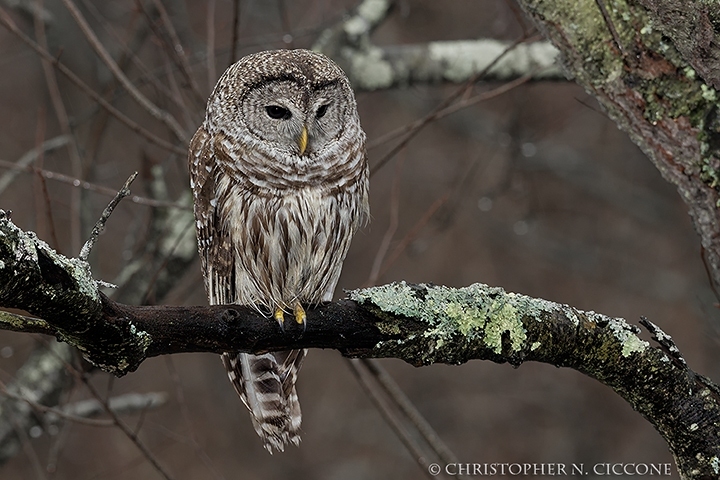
left=298, top=125, right=308, bottom=156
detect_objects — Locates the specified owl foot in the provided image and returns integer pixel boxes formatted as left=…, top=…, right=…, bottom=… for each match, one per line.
left=293, top=302, right=307, bottom=331
left=273, top=307, right=285, bottom=332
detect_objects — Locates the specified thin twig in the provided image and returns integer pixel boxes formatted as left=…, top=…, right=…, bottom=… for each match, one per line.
left=34, top=0, right=83, bottom=253
left=368, top=73, right=533, bottom=152
left=218, top=11, right=350, bottom=55
left=164, top=358, right=226, bottom=480
left=367, top=148, right=406, bottom=285
left=206, top=0, right=216, bottom=89
left=375, top=192, right=450, bottom=281
left=431, top=74, right=533, bottom=119
left=60, top=392, right=168, bottom=422
left=80, top=0, right=191, bottom=118
left=33, top=167, right=59, bottom=251
left=32, top=108, right=60, bottom=250
left=140, top=214, right=195, bottom=304
left=11, top=416, right=47, bottom=480
left=80, top=375, right=176, bottom=480
left=0, top=135, right=69, bottom=196
left=45, top=412, right=71, bottom=475
left=78, top=0, right=183, bottom=169
left=164, top=58, right=195, bottom=130
left=146, top=0, right=206, bottom=104
left=369, top=36, right=535, bottom=176
left=361, top=359, right=465, bottom=476
left=0, top=7, right=187, bottom=156
left=347, top=359, right=436, bottom=479
left=0, top=159, right=188, bottom=210
left=60, top=0, right=188, bottom=142
left=594, top=0, right=627, bottom=59
left=368, top=147, right=492, bottom=285
left=229, top=0, right=241, bottom=65
left=504, top=0, right=534, bottom=38
left=79, top=172, right=138, bottom=261
left=700, top=246, right=720, bottom=306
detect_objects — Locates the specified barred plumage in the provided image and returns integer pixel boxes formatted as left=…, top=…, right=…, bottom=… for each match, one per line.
left=189, top=49, right=369, bottom=453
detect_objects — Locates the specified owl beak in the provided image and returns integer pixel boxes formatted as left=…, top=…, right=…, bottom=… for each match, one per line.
left=297, top=125, right=309, bottom=156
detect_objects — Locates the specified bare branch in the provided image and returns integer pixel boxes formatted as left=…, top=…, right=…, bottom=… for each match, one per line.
left=347, top=359, right=436, bottom=479
left=515, top=0, right=720, bottom=324
left=360, top=358, right=462, bottom=470
left=79, top=172, right=138, bottom=261
left=55, top=392, right=167, bottom=424
left=1, top=387, right=167, bottom=428
left=349, top=358, right=467, bottom=479
left=229, top=0, right=240, bottom=65
left=145, top=0, right=206, bottom=105
left=0, top=160, right=188, bottom=210
left=205, top=0, right=216, bottom=89
left=79, top=376, right=175, bottom=480
left=0, top=310, right=55, bottom=336
left=0, top=7, right=187, bottom=156
left=343, top=40, right=563, bottom=91
left=59, top=0, right=189, bottom=142
left=0, top=136, right=70, bottom=197
left=369, top=39, right=534, bottom=176
left=313, top=0, right=563, bottom=90
left=0, top=341, right=74, bottom=465
left=34, top=0, right=83, bottom=253
left=2, top=0, right=52, bottom=24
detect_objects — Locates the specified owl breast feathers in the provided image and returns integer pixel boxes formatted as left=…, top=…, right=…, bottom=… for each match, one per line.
left=188, top=49, right=369, bottom=453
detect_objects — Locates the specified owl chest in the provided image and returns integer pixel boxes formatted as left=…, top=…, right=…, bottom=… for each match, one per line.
left=220, top=186, right=351, bottom=306
left=231, top=188, right=330, bottom=254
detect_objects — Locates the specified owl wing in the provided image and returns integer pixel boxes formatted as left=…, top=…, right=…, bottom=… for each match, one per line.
left=189, top=126, right=235, bottom=304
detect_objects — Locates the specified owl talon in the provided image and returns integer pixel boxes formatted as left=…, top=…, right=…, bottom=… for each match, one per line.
left=274, top=307, right=285, bottom=332
left=294, top=303, right=306, bottom=328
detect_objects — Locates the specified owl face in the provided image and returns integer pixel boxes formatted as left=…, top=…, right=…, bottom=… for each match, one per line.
left=204, top=49, right=360, bottom=173
left=240, top=79, right=350, bottom=158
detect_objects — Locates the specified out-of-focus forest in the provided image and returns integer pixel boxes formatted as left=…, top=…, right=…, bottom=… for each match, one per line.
left=0, top=0, right=714, bottom=478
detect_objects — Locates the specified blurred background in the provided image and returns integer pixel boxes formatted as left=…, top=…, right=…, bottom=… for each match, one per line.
left=0, top=1, right=715, bottom=478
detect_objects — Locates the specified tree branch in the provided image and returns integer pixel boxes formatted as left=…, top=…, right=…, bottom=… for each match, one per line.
left=635, top=0, right=720, bottom=90
left=312, top=0, right=564, bottom=90
left=342, top=40, right=564, bottom=91
left=516, top=0, right=720, bottom=296
left=0, top=341, right=73, bottom=464
left=0, top=212, right=719, bottom=477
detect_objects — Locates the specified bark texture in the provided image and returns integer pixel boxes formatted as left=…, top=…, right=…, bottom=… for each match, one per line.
left=518, top=0, right=720, bottom=294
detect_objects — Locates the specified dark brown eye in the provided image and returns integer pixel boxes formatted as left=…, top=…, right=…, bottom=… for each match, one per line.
left=316, top=104, right=329, bottom=118
left=265, top=105, right=291, bottom=120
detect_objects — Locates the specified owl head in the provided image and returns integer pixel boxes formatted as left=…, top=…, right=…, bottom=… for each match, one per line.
left=204, top=49, right=360, bottom=161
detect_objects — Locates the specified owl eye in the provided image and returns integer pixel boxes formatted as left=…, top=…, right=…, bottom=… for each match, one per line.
left=316, top=104, right=329, bottom=119
left=265, top=105, right=291, bottom=120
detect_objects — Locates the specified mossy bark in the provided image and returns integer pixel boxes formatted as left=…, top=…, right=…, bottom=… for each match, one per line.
left=519, top=0, right=720, bottom=297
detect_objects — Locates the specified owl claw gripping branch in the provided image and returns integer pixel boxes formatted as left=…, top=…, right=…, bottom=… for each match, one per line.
left=189, top=49, right=369, bottom=453
left=272, top=303, right=307, bottom=330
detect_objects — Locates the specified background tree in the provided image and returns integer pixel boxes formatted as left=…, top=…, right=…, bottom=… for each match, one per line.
left=0, top=0, right=718, bottom=479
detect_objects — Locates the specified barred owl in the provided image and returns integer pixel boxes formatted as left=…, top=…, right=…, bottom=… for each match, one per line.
left=188, top=49, right=369, bottom=453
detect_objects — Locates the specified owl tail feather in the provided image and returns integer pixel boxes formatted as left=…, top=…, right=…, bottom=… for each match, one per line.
left=222, top=350, right=306, bottom=453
